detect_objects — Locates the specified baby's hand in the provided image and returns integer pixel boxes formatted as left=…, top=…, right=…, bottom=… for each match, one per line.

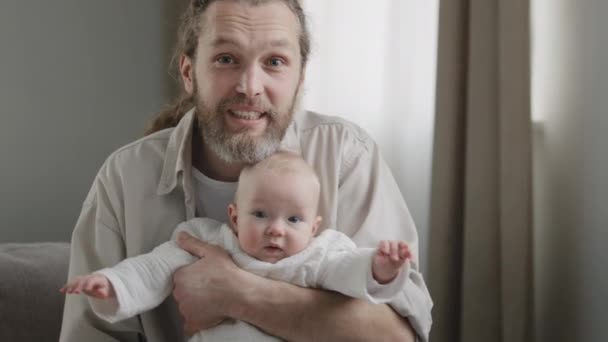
left=372, top=240, right=412, bottom=284
left=60, top=273, right=116, bottom=299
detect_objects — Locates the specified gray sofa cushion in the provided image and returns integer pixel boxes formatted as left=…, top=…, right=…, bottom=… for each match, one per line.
left=0, top=242, right=70, bottom=341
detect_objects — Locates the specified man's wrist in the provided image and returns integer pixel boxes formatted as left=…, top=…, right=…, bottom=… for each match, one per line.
left=224, top=267, right=258, bottom=320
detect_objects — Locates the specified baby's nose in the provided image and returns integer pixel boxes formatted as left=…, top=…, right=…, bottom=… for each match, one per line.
left=266, top=221, right=285, bottom=236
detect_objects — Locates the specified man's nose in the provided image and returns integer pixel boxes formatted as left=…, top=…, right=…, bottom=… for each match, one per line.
left=236, top=64, right=263, bottom=99
left=266, top=220, right=285, bottom=237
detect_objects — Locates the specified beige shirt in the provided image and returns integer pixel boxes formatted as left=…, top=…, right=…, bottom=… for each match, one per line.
left=59, top=109, right=433, bottom=342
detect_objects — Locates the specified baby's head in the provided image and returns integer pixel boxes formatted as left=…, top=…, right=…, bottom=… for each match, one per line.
left=228, top=151, right=322, bottom=263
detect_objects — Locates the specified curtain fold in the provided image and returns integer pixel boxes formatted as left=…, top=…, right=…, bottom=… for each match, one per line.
left=428, top=1, right=533, bottom=341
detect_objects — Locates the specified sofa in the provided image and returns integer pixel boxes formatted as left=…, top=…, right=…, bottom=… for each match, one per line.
left=0, top=242, right=70, bottom=341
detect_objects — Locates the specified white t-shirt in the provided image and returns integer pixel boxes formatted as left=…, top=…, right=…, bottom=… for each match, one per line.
left=191, top=167, right=238, bottom=222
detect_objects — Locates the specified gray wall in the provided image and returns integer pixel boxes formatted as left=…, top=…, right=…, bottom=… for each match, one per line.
left=533, top=1, right=608, bottom=341
left=0, top=1, right=184, bottom=242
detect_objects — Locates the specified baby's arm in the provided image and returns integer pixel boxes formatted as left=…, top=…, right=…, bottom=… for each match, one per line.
left=59, top=240, right=196, bottom=323
left=61, top=273, right=115, bottom=299
left=312, top=231, right=411, bottom=304
left=59, top=219, right=224, bottom=324
left=92, top=239, right=197, bottom=322
left=372, top=240, right=412, bottom=284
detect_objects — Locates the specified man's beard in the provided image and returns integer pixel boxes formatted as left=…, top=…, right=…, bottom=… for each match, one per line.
left=193, top=81, right=299, bottom=164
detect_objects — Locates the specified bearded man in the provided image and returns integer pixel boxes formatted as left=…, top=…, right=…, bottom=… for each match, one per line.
left=60, top=1, right=433, bottom=341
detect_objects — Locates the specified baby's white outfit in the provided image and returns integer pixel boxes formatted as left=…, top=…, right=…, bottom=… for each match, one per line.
left=90, top=218, right=410, bottom=342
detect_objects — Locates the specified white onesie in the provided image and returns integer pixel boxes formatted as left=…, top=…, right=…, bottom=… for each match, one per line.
left=89, top=218, right=410, bottom=342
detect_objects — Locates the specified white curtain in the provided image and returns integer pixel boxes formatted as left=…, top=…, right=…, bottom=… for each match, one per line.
left=532, top=1, right=608, bottom=341
left=300, top=0, right=439, bottom=269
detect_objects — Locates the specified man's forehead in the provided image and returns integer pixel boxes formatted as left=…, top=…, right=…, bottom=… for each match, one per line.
left=202, top=1, right=300, bottom=44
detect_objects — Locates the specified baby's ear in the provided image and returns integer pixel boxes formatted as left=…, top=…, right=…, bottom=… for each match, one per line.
left=227, top=203, right=239, bottom=235
left=312, top=216, right=322, bottom=236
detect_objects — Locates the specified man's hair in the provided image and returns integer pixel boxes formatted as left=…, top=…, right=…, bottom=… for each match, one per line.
left=144, top=0, right=311, bottom=136
left=234, top=150, right=321, bottom=204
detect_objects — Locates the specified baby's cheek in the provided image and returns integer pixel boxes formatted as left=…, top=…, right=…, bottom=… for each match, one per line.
left=290, top=235, right=311, bottom=254
left=239, top=233, right=259, bottom=254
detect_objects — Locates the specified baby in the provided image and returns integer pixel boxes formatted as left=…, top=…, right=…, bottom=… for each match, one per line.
left=61, top=151, right=412, bottom=341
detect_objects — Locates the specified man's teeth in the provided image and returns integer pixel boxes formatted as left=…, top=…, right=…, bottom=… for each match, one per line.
left=231, top=110, right=263, bottom=120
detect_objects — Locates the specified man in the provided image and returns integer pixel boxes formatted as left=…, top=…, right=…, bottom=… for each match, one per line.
left=60, top=0, right=433, bottom=341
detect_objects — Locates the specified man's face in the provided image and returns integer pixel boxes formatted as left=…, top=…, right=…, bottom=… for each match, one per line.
left=185, top=1, right=304, bottom=163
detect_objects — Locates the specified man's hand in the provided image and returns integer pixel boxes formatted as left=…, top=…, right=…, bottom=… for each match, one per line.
left=173, top=231, right=244, bottom=336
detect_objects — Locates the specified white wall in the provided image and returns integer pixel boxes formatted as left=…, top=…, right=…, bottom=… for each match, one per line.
left=532, top=1, right=608, bottom=341
left=0, top=0, right=180, bottom=242
left=301, top=0, right=439, bottom=270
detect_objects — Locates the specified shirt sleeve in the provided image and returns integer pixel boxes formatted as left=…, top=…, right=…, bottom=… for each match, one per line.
left=314, top=233, right=409, bottom=303
left=337, top=138, right=433, bottom=341
left=90, top=235, right=196, bottom=323
left=60, top=163, right=143, bottom=342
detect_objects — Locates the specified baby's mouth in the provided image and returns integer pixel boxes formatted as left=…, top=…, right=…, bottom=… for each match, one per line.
left=264, top=245, right=283, bottom=253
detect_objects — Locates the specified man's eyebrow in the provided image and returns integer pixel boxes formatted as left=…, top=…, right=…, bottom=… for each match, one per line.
left=268, top=39, right=292, bottom=48
left=211, top=36, right=294, bottom=49
left=211, top=36, right=241, bottom=48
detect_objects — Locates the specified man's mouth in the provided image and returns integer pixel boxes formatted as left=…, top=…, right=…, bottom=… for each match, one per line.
left=228, top=110, right=266, bottom=120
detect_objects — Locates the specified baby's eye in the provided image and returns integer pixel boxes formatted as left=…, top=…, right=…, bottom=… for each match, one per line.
left=252, top=210, right=267, bottom=219
left=287, top=216, right=302, bottom=224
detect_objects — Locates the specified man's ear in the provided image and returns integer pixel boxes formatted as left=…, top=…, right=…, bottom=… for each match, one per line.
left=227, top=203, right=239, bottom=235
left=312, top=216, right=322, bottom=236
left=179, top=54, right=194, bottom=95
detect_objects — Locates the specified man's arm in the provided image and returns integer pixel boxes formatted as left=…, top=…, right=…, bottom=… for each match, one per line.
left=60, top=172, right=143, bottom=342
left=173, top=233, right=416, bottom=341
left=234, top=265, right=416, bottom=342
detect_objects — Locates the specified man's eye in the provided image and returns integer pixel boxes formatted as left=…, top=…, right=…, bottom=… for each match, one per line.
left=288, top=216, right=302, bottom=224
left=217, top=55, right=235, bottom=64
left=253, top=211, right=266, bottom=218
left=267, top=57, right=284, bottom=67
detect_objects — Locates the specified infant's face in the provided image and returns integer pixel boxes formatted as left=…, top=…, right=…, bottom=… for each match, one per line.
left=230, top=170, right=321, bottom=263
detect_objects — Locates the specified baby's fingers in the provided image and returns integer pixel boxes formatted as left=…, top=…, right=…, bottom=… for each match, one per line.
left=59, top=282, right=71, bottom=293
left=388, top=241, right=401, bottom=261
left=84, top=277, right=102, bottom=292
left=398, top=242, right=412, bottom=260
left=61, top=278, right=83, bottom=294
left=377, top=240, right=390, bottom=256
left=85, top=284, right=108, bottom=299
left=73, top=279, right=88, bottom=294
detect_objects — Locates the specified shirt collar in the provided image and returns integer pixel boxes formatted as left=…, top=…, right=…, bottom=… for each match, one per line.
left=157, top=108, right=196, bottom=195
left=156, top=108, right=302, bottom=195
left=279, top=110, right=302, bottom=153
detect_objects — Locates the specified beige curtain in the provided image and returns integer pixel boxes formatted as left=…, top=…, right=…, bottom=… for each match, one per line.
left=427, top=1, right=533, bottom=341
